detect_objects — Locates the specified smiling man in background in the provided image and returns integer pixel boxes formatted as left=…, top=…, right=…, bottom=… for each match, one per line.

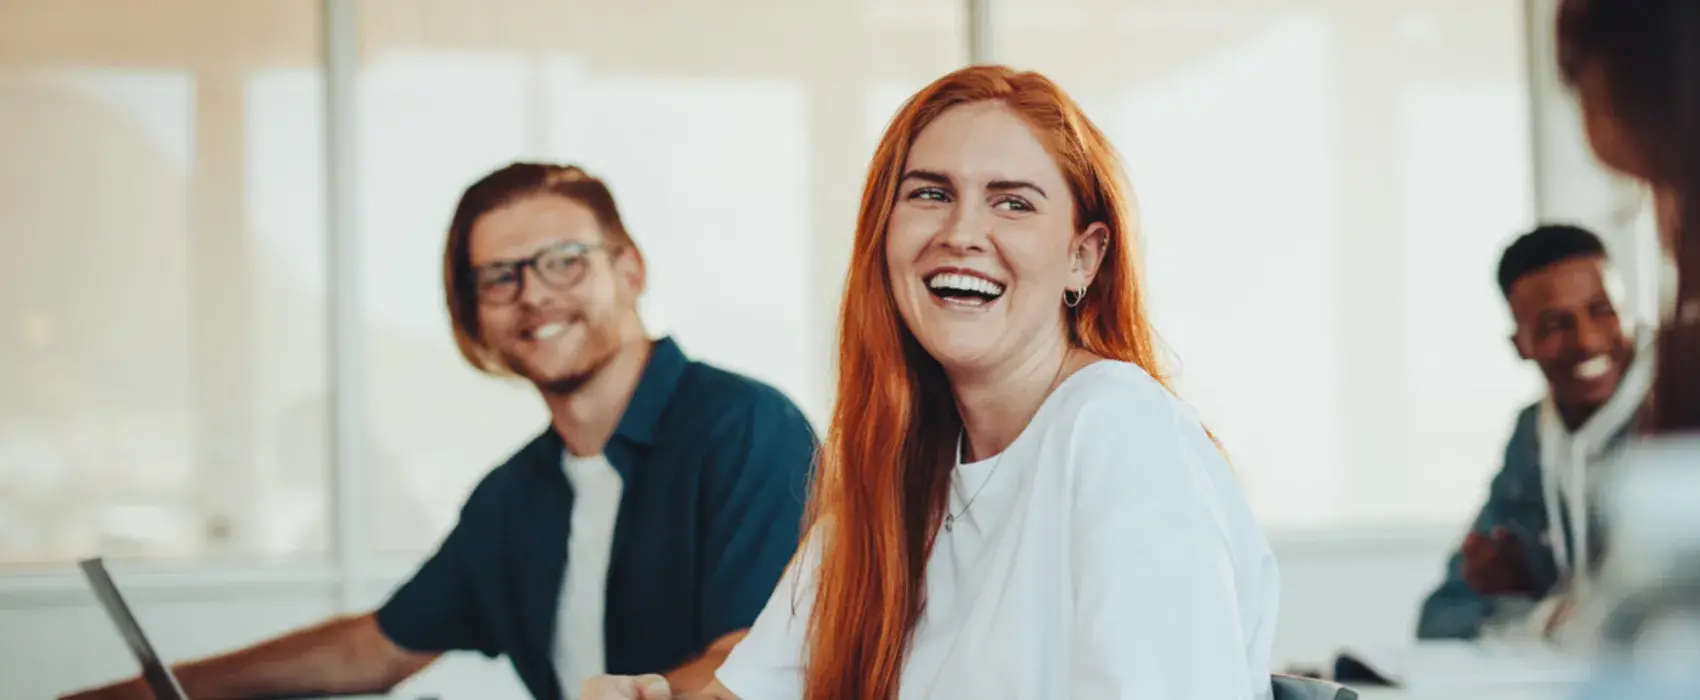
left=61, top=163, right=818, bottom=700
left=1417, top=223, right=1653, bottom=641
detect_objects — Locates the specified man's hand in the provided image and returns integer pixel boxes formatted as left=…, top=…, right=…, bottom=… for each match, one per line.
left=1461, top=527, right=1538, bottom=596
left=582, top=674, right=673, bottom=700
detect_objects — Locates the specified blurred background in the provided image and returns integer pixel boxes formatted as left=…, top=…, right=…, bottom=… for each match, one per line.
left=0, top=0, right=1664, bottom=697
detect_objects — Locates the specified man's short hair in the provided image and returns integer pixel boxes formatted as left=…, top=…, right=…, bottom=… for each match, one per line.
left=1496, top=224, right=1609, bottom=298
left=441, top=162, right=635, bottom=374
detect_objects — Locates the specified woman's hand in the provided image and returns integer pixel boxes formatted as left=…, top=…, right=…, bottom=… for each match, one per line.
left=580, top=674, right=673, bottom=700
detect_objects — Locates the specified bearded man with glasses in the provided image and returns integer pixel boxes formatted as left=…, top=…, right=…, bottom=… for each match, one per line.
left=60, top=163, right=819, bottom=700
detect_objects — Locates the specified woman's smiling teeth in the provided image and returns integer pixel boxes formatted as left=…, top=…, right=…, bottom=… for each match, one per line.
left=926, top=272, right=1006, bottom=307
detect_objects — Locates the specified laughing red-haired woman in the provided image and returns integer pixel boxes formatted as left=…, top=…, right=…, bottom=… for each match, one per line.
left=584, top=64, right=1280, bottom=700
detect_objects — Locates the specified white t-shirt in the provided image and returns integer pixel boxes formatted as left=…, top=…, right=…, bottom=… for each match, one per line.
left=554, top=451, right=624, bottom=698
left=715, top=360, right=1280, bottom=699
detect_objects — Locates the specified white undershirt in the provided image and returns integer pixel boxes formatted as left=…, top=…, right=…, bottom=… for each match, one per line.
left=716, top=360, right=1280, bottom=699
left=553, top=452, right=623, bottom=699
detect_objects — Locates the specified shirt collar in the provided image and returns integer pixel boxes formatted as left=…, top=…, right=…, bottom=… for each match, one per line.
left=611, top=336, right=688, bottom=446
left=522, top=336, right=688, bottom=478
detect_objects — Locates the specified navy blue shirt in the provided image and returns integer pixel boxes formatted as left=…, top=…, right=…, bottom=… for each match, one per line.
left=376, top=337, right=817, bottom=700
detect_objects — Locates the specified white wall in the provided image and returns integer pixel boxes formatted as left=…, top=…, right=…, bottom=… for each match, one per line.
left=1, top=530, right=1460, bottom=699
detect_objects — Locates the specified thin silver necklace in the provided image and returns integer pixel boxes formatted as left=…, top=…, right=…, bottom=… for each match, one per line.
left=944, top=353, right=1071, bottom=533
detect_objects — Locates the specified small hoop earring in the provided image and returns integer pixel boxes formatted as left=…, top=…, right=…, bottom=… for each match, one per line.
left=1064, top=288, right=1085, bottom=308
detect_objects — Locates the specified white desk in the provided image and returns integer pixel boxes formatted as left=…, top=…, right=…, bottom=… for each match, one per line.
left=1355, top=688, right=1563, bottom=700
left=1322, top=639, right=1584, bottom=700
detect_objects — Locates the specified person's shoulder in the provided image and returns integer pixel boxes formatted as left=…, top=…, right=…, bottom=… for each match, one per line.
left=677, top=359, right=815, bottom=437
left=1053, top=361, right=1264, bottom=552
left=1048, top=359, right=1235, bottom=495
left=679, top=358, right=798, bottom=409
left=677, top=361, right=819, bottom=497
left=1050, top=359, right=1189, bottom=429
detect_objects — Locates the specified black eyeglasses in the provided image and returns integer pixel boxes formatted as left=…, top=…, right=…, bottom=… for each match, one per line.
left=469, top=241, right=609, bottom=305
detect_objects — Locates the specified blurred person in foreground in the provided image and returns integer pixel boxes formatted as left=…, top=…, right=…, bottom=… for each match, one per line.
left=1558, top=0, right=1700, bottom=431
left=1416, top=224, right=1653, bottom=641
left=60, top=164, right=818, bottom=700
left=582, top=64, right=1280, bottom=700
left=1540, top=0, right=1700, bottom=653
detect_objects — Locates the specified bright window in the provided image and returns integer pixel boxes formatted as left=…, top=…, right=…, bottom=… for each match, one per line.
left=995, top=0, right=1540, bottom=528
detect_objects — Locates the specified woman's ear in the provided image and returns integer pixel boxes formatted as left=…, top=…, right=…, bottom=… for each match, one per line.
left=1070, top=222, right=1110, bottom=291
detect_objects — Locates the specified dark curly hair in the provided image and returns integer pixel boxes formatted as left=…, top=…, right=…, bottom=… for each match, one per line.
left=1496, top=224, right=1609, bottom=299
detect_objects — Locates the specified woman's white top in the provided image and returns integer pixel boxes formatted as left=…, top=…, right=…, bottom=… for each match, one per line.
left=715, top=360, right=1280, bottom=699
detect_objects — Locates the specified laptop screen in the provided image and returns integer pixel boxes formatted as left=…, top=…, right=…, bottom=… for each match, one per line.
left=79, top=558, right=190, bottom=700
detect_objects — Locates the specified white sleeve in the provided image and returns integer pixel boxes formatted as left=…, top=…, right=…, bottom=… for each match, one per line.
left=1067, top=390, right=1262, bottom=699
left=712, top=530, right=820, bottom=700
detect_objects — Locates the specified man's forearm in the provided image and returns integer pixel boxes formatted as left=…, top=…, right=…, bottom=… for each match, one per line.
left=662, top=630, right=748, bottom=692
left=183, top=614, right=437, bottom=698
left=62, top=614, right=436, bottom=700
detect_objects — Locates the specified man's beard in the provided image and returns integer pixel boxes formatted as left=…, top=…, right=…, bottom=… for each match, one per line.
left=503, top=320, right=624, bottom=397
left=533, top=350, right=615, bottom=396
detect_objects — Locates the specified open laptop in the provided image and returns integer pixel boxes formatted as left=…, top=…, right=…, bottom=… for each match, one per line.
left=79, top=557, right=396, bottom=700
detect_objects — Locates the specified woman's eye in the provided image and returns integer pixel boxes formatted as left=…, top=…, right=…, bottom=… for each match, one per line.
left=908, top=187, right=950, bottom=202
left=993, top=196, right=1034, bottom=212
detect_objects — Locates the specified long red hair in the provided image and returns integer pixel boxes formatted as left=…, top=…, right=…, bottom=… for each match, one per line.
left=802, top=65, right=1171, bottom=700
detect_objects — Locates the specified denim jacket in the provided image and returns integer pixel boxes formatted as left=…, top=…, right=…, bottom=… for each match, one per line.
left=1417, top=329, right=1658, bottom=641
